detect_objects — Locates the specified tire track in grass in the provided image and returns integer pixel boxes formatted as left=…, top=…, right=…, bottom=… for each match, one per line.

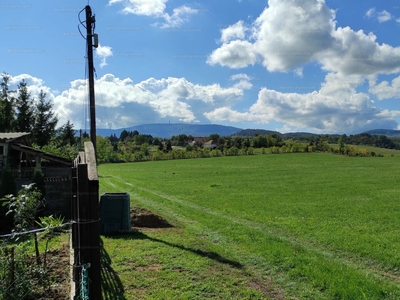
left=108, top=175, right=400, bottom=293
left=105, top=177, right=298, bottom=299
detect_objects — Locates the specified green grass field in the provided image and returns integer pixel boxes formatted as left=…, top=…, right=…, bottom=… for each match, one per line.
left=99, top=152, right=400, bottom=299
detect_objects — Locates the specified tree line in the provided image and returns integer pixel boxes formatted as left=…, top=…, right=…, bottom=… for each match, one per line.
left=91, top=130, right=394, bottom=163
left=0, top=73, right=79, bottom=153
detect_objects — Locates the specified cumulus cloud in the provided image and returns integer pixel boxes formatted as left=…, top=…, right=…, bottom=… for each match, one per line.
left=207, top=40, right=258, bottom=68
left=229, top=73, right=253, bottom=89
left=8, top=74, right=55, bottom=104
left=108, top=0, right=198, bottom=28
left=369, top=75, right=400, bottom=100
left=7, top=71, right=400, bottom=134
left=220, top=21, right=248, bottom=43
left=204, top=72, right=400, bottom=133
left=208, top=0, right=400, bottom=76
left=95, top=44, right=113, bottom=68
left=52, top=74, right=246, bottom=129
left=204, top=0, right=400, bottom=132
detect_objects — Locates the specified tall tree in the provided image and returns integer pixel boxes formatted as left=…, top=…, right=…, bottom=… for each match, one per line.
left=57, top=120, right=76, bottom=146
left=15, top=80, right=34, bottom=132
left=32, top=90, right=58, bottom=147
left=0, top=73, right=16, bottom=132
left=119, top=129, right=129, bottom=141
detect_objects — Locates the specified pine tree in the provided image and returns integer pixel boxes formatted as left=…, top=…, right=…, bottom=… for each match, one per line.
left=0, top=73, right=16, bottom=132
left=32, top=90, right=58, bottom=146
left=57, top=120, right=76, bottom=146
left=15, top=80, right=34, bottom=132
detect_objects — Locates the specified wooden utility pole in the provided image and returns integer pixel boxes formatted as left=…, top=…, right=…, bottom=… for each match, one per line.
left=85, top=5, right=97, bottom=155
left=71, top=6, right=101, bottom=300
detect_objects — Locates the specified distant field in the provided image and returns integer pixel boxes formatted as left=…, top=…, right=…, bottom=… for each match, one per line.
left=358, top=145, right=400, bottom=157
left=331, top=144, right=400, bottom=157
left=99, top=153, right=400, bottom=299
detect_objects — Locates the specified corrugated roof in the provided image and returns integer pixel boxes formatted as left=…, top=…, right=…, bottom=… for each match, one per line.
left=0, top=132, right=30, bottom=140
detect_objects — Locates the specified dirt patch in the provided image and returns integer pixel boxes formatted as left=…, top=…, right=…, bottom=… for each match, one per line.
left=136, top=263, right=162, bottom=272
left=25, top=245, right=70, bottom=300
left=130, top=207, right=172, bottom=228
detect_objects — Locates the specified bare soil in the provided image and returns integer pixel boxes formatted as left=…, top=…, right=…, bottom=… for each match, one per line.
left=29, top=246, right=70, bottom=300
left=130, top=207, right=172, bottom=228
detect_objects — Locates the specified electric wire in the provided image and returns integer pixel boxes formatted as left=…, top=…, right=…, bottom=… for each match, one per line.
left=0, top=220, right=99, bottom=239
left=77, top=7, right=87, bottom=40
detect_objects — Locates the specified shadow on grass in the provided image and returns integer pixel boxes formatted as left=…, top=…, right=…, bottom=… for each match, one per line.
left=107, top=230, right=243, bottom=269
left=101, top=238, right=127, bottom=300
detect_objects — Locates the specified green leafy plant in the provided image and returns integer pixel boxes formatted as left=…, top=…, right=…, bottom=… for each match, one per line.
left=5, top=183, right=44, bottom=233
left=4, top=183, right=44, bottom=266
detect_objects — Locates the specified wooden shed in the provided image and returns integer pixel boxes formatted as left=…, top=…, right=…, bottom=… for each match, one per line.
left=0, top=132, right=73, bottom=218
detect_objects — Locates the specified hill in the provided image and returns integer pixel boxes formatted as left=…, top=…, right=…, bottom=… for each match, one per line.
left=233, top=129, right=281, bottom=136
left=95, top=124, right=400, bottom=139
left=363, top=129, right=400, bottom=137
left=96, top=123, right=242, bottom=138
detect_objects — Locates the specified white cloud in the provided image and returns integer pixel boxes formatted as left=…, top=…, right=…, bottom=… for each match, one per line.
left=229, top=73, right=251, bottom=81
left=158, top=6, right=198, bottom=28
left=95, top=44, right=113, bottom=68
left=208, top=0, right=400, bottom=76
left=204, top=72, right=399, bottom=133
left=220, top=21, right=248, bottom=43
left=207, top=40, right=258, bottom=68
left=52, top=74, right=247, bottom=129
left=365, top=8, right=393, bottom=23
left=7, top=72, right=400, bottom=133
left=9, top=73, right=44, bottom=87
left=369, top=75, right=400, bottom=100
left=294, top=68, right=303, bottom=78
left=109, top=0, right=167, bottom=17
left=377, top=10, right=392, bottom=23
left=365, top=8, right=375, bottom=18
left=229, top=73, right=253, bottom=89
left=108, top=0, right=198, bottom=28
left=8, top=74, right=55, bottom=105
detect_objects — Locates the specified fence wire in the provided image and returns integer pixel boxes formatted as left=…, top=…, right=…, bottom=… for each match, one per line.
left=0, top=229, right=71, bottom=300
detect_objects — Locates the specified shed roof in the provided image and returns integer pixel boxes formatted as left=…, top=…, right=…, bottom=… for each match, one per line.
left=0, top=132, right=30, bottom=142
left=10, top=143, right=72, bottom=166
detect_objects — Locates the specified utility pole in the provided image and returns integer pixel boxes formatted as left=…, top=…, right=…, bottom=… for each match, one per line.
left=85, top=5, right=97, bottom=156
left=71, top=6, right=101, bottom=300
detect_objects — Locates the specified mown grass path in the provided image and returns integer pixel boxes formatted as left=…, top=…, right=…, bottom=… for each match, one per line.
left=99, top=153, right=400, bottom=299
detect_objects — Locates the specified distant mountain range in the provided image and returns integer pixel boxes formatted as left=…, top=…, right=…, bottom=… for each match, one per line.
left=94, top=124, right=400, bottom=139
left=96, top=123, right=242, bottom=138
left=362, top=129, right=400, bottom=137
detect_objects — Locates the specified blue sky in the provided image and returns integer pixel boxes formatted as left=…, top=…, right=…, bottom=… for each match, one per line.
left=2, top=0, right=400, bottom=134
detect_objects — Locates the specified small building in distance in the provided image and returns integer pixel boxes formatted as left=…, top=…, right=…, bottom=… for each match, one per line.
left=203, top=140, right=217, bottom=149
left=0, top=132, right=72, bottom=219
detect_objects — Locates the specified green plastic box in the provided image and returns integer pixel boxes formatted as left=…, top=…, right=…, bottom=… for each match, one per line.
left=99, top=193, right=130, bottom=234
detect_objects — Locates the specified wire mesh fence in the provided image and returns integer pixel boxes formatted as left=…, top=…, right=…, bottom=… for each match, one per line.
left=0, top=231, right=71, bottom=300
